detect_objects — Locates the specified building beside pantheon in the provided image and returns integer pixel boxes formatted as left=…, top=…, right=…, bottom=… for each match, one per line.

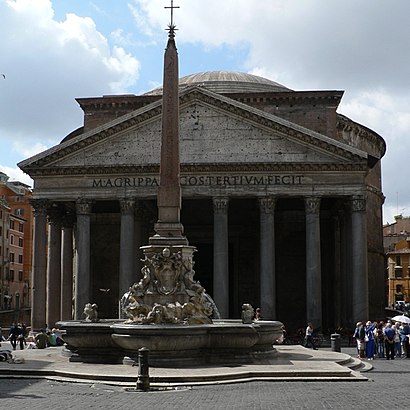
left=19, top=71, right=386, bottom=332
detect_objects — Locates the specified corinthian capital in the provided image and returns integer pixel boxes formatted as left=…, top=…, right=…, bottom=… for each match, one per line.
left=259, top=197, right=276, bottom=214
left=30, top=199, right=50, bottom=217
left=76, top=198, right=93, bottom=215
left=213, top=197, right=229, bottom=213
left=305, top=196, right=321, bottom=214
left=351, top=196, right=366, bottom=212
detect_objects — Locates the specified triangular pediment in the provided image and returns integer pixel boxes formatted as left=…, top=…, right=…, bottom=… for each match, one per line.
left=19, top=86, right=367, bottom=175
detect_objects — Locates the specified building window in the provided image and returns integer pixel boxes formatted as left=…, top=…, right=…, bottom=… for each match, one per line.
left=10, top=234, right=14, bottom=245
left=10, top=220, right=14, bottom=230
left=396, top=255, right=401, bottom=266
left=9, top=252, right=14, bottom=263
left=18, top=237, right=23, bottom=247
left=395, top=267, right=403, bottom=278
left=18, top=254, right=23, bottom=264
left=18, top=270, right=23, bottom=281
left=19, top=223, right=23, bottom=233
left=0, top=226, right=2, bottom=236
left=10, top=269, right=14, bottom=282
left=15, top=208, right=24, bottom=217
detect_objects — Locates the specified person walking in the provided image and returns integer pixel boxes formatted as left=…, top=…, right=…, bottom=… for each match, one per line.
left=303, top=322, right=318, bottom=350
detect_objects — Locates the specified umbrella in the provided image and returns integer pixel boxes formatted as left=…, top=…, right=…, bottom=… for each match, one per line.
left=391, top=315, right=410, bottom=324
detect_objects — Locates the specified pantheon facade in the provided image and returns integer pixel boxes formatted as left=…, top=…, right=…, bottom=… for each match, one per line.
left=19, top=71, right=386, bottom=332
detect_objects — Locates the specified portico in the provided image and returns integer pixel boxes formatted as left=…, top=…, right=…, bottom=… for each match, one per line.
left=20, top=71, right=385, bottom=333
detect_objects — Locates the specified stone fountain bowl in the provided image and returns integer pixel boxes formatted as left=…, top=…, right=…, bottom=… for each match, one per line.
left=112, top=319, right=284, bottom=366
left=56, top=319, right=123, bottom=364
left=57, top=319, right=284, bottom=366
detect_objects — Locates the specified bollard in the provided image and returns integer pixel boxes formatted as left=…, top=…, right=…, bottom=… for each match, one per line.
left=136, top=347, right=150, bottom=391
left=331, top=333, right=341, bottom=352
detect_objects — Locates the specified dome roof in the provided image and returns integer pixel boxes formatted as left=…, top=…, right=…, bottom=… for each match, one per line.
left=144, top=71, right=291, bottom=95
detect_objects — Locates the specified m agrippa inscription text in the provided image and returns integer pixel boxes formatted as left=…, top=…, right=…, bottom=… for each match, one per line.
left=92, top=174, right=304, bottom=188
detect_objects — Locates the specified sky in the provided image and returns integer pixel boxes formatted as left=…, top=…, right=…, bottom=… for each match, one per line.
left=0, top=0, right=409, bottom=224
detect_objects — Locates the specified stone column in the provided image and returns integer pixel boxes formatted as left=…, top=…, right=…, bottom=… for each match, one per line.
left=351, top=196, right=369, bottom=321
left=305, top=196, right=322, bottom=328
left=46, top=207, right=62, bottom=328
left=30, top=200, right=49, bottom=332
left=259, top=197, right=276, bottom=320
left=61, top=212, right=75, bottom=320
left=74, top=199, right=93, bottom=320
left=213, top=197, right=229, bottom=318
left=333, top=212, right=342, bottom=329
left=134, top=202, right=144, bottom=282
left=119, top=198, right=135, bottom=300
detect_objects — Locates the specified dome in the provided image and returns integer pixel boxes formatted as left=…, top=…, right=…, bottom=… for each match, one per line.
left=144, top=71, right=291, bottom=95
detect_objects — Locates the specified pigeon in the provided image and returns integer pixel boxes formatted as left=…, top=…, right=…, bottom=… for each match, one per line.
left=99, top=288, right=110, bottom=293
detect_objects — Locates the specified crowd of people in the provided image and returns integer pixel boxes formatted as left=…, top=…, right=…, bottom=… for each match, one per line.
left=0, top=323, right=64, bottom=350
left=353, top=320, right=410, bottom=360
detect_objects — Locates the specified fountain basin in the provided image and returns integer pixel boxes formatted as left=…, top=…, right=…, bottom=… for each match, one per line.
left=57, top=319, right=283, bottom=366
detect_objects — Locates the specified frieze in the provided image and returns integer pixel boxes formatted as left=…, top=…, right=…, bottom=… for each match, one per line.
left=23, top=162, right=368, bottom=177
left=91, top=174, right=304, bottom=188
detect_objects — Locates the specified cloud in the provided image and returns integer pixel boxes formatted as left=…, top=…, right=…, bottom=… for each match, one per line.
left=0, top=165, right=33, bottom=187
left=132, top=0, right=410, bottom=223
left=0, top=0, right=140, bottom=144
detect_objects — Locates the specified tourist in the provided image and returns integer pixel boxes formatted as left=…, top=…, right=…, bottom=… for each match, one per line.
left=17, top=322, right=27, bottom=350
left=375, top=321, right=385, bottom=358
left=353, top=321, right=365, bottom=358
left=303, top=322, right=318, bottom=350
left=35, top=329, right=49, bottom=349
left=8, top=323, right=21, bottom=350
left=399, top=321, right=410, bottom=358
left=383, top=323, right=396, bottom=360
left=392, top=324, right=402, bottom=358
left=364, top=321, right=376, bottom=360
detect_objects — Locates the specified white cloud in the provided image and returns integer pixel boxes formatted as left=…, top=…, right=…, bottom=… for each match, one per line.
left=0, top=0, right=141, bottom=143
left=12, top=141, right=51, bottom=160
left=0, top=165, right=33, bottom=187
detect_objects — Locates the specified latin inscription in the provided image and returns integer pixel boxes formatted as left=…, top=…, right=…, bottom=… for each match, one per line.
left=92, top=175, right=304, bottom=188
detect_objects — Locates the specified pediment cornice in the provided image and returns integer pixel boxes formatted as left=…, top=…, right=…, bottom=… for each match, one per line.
left=25, top=161, right=367, bottom=178
left=19, top=86, right=367, bottom=173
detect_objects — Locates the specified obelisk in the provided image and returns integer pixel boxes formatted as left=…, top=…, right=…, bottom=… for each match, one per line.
left=150, top=8, right=188, bottom=246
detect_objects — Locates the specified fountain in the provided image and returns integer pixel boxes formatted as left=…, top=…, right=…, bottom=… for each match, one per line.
left=57, top=3, right=283, bottom=367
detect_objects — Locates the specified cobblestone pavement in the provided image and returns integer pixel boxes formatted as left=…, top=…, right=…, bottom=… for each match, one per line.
left=1, top=348, right=409, bottom=410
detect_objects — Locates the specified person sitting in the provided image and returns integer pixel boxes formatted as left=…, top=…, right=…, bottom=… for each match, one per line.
left=34, top=329, right=49, bottom=349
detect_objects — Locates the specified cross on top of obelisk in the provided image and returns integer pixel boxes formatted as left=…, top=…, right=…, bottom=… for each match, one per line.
left=165, top=0, right=179, bottom=37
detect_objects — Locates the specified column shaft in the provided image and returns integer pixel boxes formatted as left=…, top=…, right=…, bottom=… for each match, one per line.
left=213, top=197, right=229, bottom=318
left=46, top=210, right=62, bottom=328
left=259, top=197, right=276, bottom=320
left=61, top=220, right=74, bottom=321
left=305, top=197, right=322, bottom=328
left=119, top=199, right=135, bottom=300
left=74, top=200, right=92, bottom=320
left=30, top=200, right=48, bottom=332
left=351, top=196, right=369, bottom=321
